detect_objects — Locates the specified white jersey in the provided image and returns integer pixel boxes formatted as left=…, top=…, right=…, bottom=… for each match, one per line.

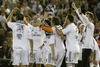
left=93, top=38, right=100, bottom=62
left=7, top=21, right=32, bottom=51
left=76, top=9, right=94, bottom=49
left=52, top=25, right=65, bottom=52
left=62, top=23, right=80, bottom=52
left=0, top=16, right=6, bottom=23
left=31, top=26, right=46, bottom=50
left=43, top=34, right=55, bottom=53
left=27, top=23, right=33, bottom=30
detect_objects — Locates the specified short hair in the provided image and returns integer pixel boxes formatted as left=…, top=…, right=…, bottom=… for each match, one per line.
left=52, top=16, right=61, bottom=25
left=66, top=14, right=74, bottom=22
left=0, top=10, right=5, bottom=15
left=85, top=11, right=94, bottom=19
left=16, top=14, right=24, bottom=20
left=44, top=19, right=51, bottom=26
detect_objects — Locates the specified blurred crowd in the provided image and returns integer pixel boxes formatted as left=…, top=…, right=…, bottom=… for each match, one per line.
left=0, top=0, right=100, bottom=67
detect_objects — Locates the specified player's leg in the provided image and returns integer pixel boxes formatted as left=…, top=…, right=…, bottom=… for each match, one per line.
left=45, top=53, right=52, bottom=67
left=35, top=50, right=43, bottom=67
left=12, top=50, right=21, bottom=67
left=29, top=63, right=34, bottom=67
left=56, top=51, right=65, bottom=67
left=66, top=63, right=73, bottom=67
left=66, top=51, right=79, bottom=67
left=82, top=49, right=92, bottom=67
left=29, top=52, right=35, bottom=67
left=14, top=65, right=19, bottom=67
left=21, top=50, right=29, bottom=67
left=45, top=64, right=51, bottom=67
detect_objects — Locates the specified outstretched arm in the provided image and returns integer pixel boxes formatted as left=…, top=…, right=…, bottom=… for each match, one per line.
left=72, top=2, right=90, bottom=26
left=40, top=25, right=53, bottom=33
left=6, top=7, right=17, bottom=22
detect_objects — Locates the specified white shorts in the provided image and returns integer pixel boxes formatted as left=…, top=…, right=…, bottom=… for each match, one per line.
left=79, top=45, right=83, bottom=60
left=56, top=50, right=65, bottom=67
left=43, top=50, right=56, bottom=66
left=35, top=50, right=43, bottom=64
left=66, top=51, right=79, bottom=64
left=12, top=49, right=29, bottom=65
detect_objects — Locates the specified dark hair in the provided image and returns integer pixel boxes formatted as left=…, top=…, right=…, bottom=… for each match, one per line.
left=67, top=14, right=74, bottom=22
left=13, top=9, right=21, bottom=16
left=16, top=14, right=24, bottom=20
left=0, top=10, right=5, bottom=15
left=45, top=19, right=51, bottom=26
left=52, top=16, right=61, bottom=25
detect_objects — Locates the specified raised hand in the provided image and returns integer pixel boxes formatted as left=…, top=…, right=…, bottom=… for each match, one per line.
left=78, top=8, right=82, bottom=14
left=72, top=2, right=77, bottom=10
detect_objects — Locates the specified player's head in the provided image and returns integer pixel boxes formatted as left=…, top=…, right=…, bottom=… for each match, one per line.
left=16, top=14, right=24, bottom=20
left=85, top=11, right=94, bottom=22
left=0, top=10, right=5, bottom=16
left=64, top=14, right=74, bottom=24
left=63, top=14, right=74, bottom=28
left=66, top=14, right=74, bottom=23
left=51, top=16, right=61, bottom=26
left=33, top=18, right=41, bottom=26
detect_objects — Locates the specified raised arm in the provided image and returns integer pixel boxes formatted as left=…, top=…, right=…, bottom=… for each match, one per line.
left=6, top=7, right=17, bottom=22
left=72, top=2, right=90, bottom=26
left=40, top=25, right=53, bottom=33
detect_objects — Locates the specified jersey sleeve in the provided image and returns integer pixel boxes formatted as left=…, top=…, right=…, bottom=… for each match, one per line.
left=7, top=22, right=16, bottom=29
left=62, top=25, right=71, bottom=35
left=40, top=25, right=53, bottom=33
left=75, top=9, right=90, bottom=26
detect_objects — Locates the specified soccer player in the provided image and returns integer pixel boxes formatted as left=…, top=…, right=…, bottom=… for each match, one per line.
left=55, top=15, right=80, bottom=67
left=42, top=19, right=56, bottom=67
left=72, top=2, right=95, bottom=67
left=42, top=32, right=55, bottom=67
left=40, top=17, right=65, bottom=67
left=6, top=8, right=33, bottom=67
left=51, top=16, right=65, bottom=67
left=77, top=22, right=85, bottom=67
left=30, top=16, right=46, bottom=67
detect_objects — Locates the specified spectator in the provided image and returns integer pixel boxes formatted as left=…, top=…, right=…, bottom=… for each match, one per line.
left=96, top=2, right=100, bottom=21
left=4, top=1, right=11, bottom=17
left=0, top=40, right=12, bottom=67
left=32, top=1, right=43, bottom=14
left=0, top=10, right=7, bottom=46
left=0, top=0, right=3, bottom=6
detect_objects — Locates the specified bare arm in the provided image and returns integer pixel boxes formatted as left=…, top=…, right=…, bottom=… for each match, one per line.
left=40, top=25, right=53, bottom=33
left=50, top=44, right=55, bottom=60
left=72, top=2, right=90, bottom=25
left=6, top=8, right=17, bottom=22
left=29, top=39, right=33, bottom=56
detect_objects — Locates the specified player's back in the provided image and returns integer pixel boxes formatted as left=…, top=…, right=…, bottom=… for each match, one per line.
left=8, top=21, right=31, bottom=50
